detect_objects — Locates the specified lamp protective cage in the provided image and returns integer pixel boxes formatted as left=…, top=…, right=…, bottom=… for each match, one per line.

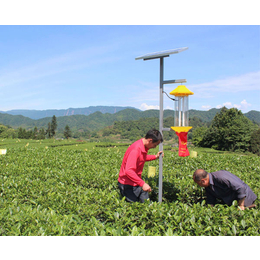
left=174, top=96, right=189, bottom=127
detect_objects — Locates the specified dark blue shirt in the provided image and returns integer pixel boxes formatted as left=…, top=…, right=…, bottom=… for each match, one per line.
left=205, top=170, right=257, bottom=207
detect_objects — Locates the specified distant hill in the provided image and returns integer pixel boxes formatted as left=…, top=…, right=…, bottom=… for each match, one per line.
left=188, top=108, right=220, bottom=122
left=2, top=105, right=258, bottom=124
left=244, top=110, right=260, bottom=124
left=0, top=107, right=259, bottom=133
left=0, top=113, right=35, bottom=129
left=0, top=106, right=138, bottom=120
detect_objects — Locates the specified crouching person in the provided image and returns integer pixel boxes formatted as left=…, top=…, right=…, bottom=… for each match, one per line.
left=193, top=169, right=257, bottom=210
left=118, top=129, right=164, bottom=203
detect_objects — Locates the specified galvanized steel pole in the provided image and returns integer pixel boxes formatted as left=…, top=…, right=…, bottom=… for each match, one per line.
left=158, top=57, right=164, bottom=203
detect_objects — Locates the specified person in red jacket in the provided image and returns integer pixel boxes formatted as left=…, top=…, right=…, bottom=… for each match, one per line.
left=118, top=129, right=164, bottom=202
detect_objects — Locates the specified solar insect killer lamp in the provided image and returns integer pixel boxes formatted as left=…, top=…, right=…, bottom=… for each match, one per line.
left=169, top=85, right=194, bottom=157
left=135, top=47, right=189, bottom=202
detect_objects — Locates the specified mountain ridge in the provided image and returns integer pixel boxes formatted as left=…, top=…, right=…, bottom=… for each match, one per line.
left=0, top=107, right=259, bottom=133
left=1, top=106, right=259, bottom=121
left=0, top=106, right=139, bottom=120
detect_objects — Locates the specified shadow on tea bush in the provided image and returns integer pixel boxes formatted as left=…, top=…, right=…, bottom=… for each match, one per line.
left=147, top=177, right=180, bottom=203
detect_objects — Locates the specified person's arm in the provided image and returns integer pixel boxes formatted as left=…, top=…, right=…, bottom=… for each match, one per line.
left=238, top=197, right=246, bottom=210
left=143, top=152, right=163, bottom=192
left=206, top=189, right=216, bottom=206
left=146, top=151, right=164, bottom=161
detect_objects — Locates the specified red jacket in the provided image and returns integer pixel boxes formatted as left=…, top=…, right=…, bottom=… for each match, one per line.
left=118, top=139, right=156, bottom=187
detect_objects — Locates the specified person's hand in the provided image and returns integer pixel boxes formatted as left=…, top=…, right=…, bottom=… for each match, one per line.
left=238, top=197, right=245, bottom=210
left=142, top=183, right=152, bottom=192
left=156, top=151, right=164, bottom=159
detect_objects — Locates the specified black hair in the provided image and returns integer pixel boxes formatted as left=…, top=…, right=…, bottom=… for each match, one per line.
left=145, top=129, right=163, bottom=143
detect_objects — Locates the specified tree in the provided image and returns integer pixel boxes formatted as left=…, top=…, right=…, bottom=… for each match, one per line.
left=18, top=127, right=26, bottom=139
left=33, top=127, right=38, bottom=139
left=38, top=128, right=46, bottom=140
left=46, top=122, right=52, bottom=138
left=188, top=116, right=209, bottom=141
left=0, top=125, right=7, bottom=135
left=0, top=124, right=16, bottom=138
left=64, top=125, right=72, bottom=139
left=199, top=107, right=258, bottom=152
left=191, top=126, right=208, bottom=147
left=51, top=115, right=57, bottom=137
left=249, top=128, right=260, bottom=156
left=45, top=116, right=57, bottom=138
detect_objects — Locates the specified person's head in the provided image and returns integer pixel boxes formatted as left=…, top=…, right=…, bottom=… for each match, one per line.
left=144, top=129, right=163, bottom=149
left=193, top=169, right=210, bottom=187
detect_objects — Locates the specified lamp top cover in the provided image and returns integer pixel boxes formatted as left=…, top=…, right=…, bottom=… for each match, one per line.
left=169, top=85, right=194, bottom=96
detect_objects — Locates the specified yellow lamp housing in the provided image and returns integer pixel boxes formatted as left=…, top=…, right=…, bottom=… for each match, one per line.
left=169, top=85, right=194, bottom=132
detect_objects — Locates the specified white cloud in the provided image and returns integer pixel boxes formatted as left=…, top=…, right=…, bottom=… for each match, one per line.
left=190, top=70, right=260, bottom=94
left=234, top=99, right=252, bottom=110
left=222, top=102, right=232, bottom=108
left=216, top=99, right=252, bottom=111
left=0, top=44, right=119, bottom=89
left=128, top=82, right=159, bottom=109
left=201, top=105, right=212, bottom=110
left=139, top=103, right=159, bottom=111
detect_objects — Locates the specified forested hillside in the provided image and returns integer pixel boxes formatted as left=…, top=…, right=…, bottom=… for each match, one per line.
left=1, top=107, right=259, bottom=155
left=244, top=110, right=260, bottom=124
left=1, top=108, right=259, bottom=133
left=0, top=107, right=259, bottom=144
left=99, top=116, right=208, bottom=142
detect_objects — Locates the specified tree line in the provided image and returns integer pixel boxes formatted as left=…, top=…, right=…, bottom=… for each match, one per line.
left=0, top=108, right=259, bottom=155
left=97, top=115, right=208, bottom=141
left=0, top=115, right=72, bottom=140
left=96, top=107, right=259, bottom=155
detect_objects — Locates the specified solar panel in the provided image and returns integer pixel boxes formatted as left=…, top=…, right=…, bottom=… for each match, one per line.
left=135, top=47, right=188, bottom=60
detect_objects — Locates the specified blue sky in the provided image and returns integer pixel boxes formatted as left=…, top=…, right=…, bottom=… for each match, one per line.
left=0, top=25, right=259, bottom=113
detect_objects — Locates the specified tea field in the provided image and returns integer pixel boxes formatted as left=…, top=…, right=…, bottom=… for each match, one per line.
left=0, top=139, right=259, bottom=236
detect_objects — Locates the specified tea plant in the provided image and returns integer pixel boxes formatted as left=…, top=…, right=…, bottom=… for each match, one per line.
left=0, top=142, right=259, bottom=235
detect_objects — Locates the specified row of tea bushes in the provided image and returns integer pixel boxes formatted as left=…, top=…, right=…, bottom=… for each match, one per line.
left=0, top=146, right=259, bottom=235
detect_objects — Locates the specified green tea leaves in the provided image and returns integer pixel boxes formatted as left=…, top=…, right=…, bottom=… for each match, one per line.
left=0, top=142, right=259, bottom=236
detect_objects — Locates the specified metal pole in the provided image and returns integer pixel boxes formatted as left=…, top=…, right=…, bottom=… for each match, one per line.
left=158, top=57, right=164, bottom=203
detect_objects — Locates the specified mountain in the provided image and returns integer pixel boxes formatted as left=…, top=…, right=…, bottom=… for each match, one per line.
left=188, top=108, right=220, bottom=122
left=0, top=113, right=35, bottom=128
left=1, top=108, right=259, bottom=134
left=0, top=106, right=138, bottom=120
left=244, top=110, right=260, bottom=124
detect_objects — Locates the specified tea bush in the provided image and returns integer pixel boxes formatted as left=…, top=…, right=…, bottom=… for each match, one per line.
left=0, top=144, right=259, bottom=235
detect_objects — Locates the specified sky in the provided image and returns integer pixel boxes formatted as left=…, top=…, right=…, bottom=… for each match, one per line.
left=0, top=5, right=259, bottom=114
